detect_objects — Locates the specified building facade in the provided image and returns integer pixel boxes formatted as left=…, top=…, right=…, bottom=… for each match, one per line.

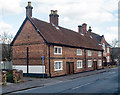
left=11, top=2, right=103, bottom=77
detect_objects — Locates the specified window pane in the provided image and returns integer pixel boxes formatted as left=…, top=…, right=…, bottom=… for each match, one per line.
left=55, top=48, right=57, bottom=53
left=59, top=62, right=61, bottom=69
left=58, top=48, right=61, bottom=53
left=80, top=62, right=81, bottom=67
left=77, top=62, right=79, bottom=67
left=77, top=49, right=82, bottom=55
left=55, top=63, right=57, bottom=69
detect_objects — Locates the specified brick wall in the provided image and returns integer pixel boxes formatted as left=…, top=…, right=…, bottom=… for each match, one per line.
left=48, top=45, right=103, bottom=77
left=101, top=37, right=111, bottom=62
left=12, top=19, right=103, bottom=77
left=12, top=20, right=47, bottom=66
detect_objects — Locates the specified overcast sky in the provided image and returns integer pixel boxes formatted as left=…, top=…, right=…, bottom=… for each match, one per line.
left=0, top=0, right=118, bottom=45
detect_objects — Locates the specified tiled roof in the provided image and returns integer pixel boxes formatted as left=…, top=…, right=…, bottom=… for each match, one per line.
left=91, top=32, right=111, bottom=47
left=91, top=32, right=102, bottom=43
left=30, top=17, right=102, bottom=50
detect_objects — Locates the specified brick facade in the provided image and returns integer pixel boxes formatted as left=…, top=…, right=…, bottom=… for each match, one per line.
left=12, top=19, right=103, bottom=77
left=101, top=36, right=111, bottom=63
left=11, top=2, right=104, bottom=77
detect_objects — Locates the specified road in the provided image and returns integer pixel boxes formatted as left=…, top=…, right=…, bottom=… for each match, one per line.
left=14, top=68, right=118, bottom=94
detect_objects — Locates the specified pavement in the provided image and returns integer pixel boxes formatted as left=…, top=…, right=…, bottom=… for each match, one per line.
left=2, top=67, right=118, bottom=94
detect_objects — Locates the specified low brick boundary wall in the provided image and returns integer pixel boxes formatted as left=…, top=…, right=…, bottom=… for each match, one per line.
left=2, top=71, right=7, bottom=85
left=1, top=69, right=23, bottom=85
left=13, top=69, right=23, bottom=83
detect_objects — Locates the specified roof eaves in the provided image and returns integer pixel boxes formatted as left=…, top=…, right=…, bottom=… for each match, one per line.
left=10, top=17, right=28, bottom=46
left=28, top=17, right=48, bottom=43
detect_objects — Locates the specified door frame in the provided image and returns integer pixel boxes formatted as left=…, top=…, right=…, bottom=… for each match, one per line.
left=93, top=61, right=97, bottom=70
left=66, top=62, right=74, bottom=74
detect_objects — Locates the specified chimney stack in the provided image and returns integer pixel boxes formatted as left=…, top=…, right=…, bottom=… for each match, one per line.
left=78, top=25, right=82, bottom=33
left=86, top=26, right=92, bottom=36
left=82, top=23, right=87, bottom=34
left=26, top=1, right=33, bottom=17
left=49, top=10, right=59, bottom=26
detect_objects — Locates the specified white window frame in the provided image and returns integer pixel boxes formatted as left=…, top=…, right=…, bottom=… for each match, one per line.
left=107, top=56, right=110, bottom=62
left=77, top=60, right=83, bottom=68
left=98, top=60, right=102, bottom=66
left=88, top=60, right=92, bottom=67
left=98, top=51, right=101, bottom=57
left=88, top=50, right=92, bottom=56
left=54, top=61, right=63, bottom=71
left=107, top=48, right=109, bottom=53
left=54, top=46, right=62, bottom=55
left=77, top=49, right=82, bottom=56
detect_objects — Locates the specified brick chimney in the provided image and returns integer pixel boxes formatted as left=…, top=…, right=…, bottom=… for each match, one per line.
left=82, top=23, right=87, bottom=34
left=26, top=1, right=33, bottom=17
left=49, top=10, right=59, bottom=26
left=78, top=25, right=82, bottom=33
left=86, top=26, right=92, bottom=36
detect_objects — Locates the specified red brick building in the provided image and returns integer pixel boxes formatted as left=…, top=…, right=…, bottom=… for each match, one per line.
left=11, top=2, right=104, bottom=77
left=90, top=33, right=111, bottom=64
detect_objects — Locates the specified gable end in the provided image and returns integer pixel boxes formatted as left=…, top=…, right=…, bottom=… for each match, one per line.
left=10, top=17, right=47, bottom=46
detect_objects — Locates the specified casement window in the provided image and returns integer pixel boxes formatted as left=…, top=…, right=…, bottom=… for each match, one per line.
left=54, top=46, right=62, bottom=55
left=88, top=50, right=92, bottom=56
left=98, top=51, right=101, bottom=56
left=107, top=56, right=110, bottom=62
left=88, top=60, right=92, bottom=67
left=107, top=48, right=109, bottom=53
left=54, top=61, right=63, bottom=71
left=77, top=60, right=83, bottom=68
left=77, top=49, right=82, bottom=56
left=98, top=60, right=102, bottom=66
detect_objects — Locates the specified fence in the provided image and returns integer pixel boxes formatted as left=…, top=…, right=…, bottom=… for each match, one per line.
left=0, top=61, right=12, bottom=70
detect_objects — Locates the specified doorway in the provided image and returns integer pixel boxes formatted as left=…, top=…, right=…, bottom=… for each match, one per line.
left=93, top=61, right=97, bottom=70
left=66, top=62, right=74, bottom=74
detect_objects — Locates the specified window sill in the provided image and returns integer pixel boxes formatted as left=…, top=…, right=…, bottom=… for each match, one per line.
left=77, top=67, right=82, bottom=69
left=54, top=53, right=62, bottom=55
left=54, top=69, right=63, bottom=71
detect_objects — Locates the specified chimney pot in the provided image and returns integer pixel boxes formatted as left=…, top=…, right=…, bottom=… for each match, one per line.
left=88, top=26, right=92, bottom=32
left=55, top=10, right=58, bottom=14
left=28, top=1, right=31, bottom=6
left=51, top=10, right=54, bottom=14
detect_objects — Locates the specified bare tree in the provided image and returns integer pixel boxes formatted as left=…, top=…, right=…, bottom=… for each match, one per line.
left=111, top=38, right=119, bottom=47
left=111, top=39, right=119, bottom=65
left=0, top=32, right=13, bottom=61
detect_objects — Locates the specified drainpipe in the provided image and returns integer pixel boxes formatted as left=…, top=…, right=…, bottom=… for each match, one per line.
left=102, top=50, right=104, bottom=69
left=27, top=47, right=29, bottom=75
left=48, top=44, right=51, bottom=77
left=84, top=49, right=86, bottom=69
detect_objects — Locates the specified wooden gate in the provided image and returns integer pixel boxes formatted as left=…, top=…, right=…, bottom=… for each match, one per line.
left=66, top=62, right=74, bottom=74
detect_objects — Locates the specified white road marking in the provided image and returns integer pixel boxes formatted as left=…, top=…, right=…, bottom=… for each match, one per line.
left=72, top=82, right=93, bottom=90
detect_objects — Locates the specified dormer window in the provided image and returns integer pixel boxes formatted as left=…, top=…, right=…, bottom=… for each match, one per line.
left=54, top=46, right=62, bottom=55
